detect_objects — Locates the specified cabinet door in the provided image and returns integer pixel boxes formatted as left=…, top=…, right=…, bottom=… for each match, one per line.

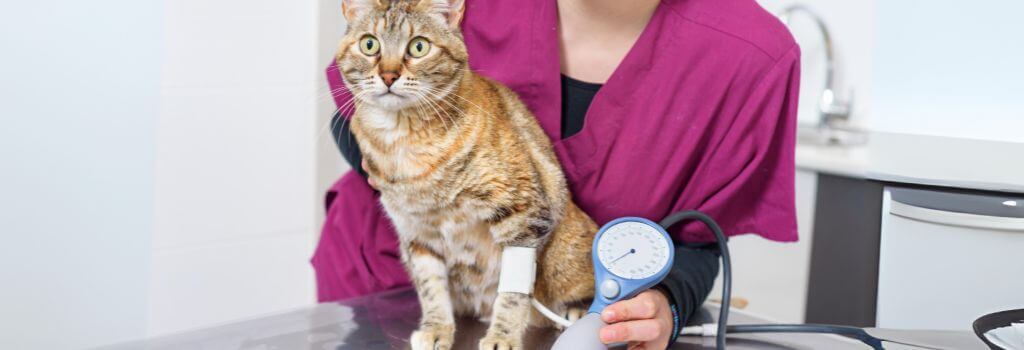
left=878, top=187, right=1024, bottom=330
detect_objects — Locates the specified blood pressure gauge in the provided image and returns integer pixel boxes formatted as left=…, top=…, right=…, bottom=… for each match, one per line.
left=587, top=217, right=675, bottom=314
left=552, top=217, right=679, bottom=350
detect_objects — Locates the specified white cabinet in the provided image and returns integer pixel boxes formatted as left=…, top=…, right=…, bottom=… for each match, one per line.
left=877, top=187, right=1024, bottom=330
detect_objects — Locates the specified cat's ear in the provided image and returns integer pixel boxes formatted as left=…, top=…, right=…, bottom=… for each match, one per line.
left=342, top=0, right=382, bottom=22
left=417, top=0, right=466, bottom=28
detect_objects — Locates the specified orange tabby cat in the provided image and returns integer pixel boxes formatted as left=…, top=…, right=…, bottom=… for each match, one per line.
left=336, top=0, right=597, bottom=349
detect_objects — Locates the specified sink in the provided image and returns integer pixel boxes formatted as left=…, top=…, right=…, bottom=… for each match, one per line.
left=797, top=125, right=869, bottom=147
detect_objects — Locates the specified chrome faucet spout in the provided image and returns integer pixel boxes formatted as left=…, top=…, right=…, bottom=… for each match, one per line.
left=779, top=4, right=853, bottom=128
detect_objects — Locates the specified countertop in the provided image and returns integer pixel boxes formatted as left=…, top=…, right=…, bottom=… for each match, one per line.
left=96, top=288, right=986, bottom=350
left=796, top=129, right=1024, bottom=193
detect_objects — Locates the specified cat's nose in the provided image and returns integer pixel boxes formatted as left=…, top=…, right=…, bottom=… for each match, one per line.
left=380, top=72, right=399, bottom=87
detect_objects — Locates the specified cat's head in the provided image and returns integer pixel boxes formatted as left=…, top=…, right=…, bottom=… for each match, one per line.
left=336, top=0, right=468, bottom=112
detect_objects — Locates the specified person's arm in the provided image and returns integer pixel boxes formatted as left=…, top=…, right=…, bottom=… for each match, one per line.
left=656, top=243, right=721, bottom=343
left=331, top=111, right=368, bottom=178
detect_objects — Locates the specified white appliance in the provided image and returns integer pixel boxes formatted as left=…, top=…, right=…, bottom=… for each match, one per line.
left=878, top=186, right=1024, bottom=331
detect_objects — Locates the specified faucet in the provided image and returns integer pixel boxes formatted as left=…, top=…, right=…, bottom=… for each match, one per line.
left=779, top=4, right=853, bottom=129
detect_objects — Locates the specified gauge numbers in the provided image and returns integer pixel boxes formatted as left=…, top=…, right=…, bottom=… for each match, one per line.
left=596, top=221, right=671, bottom=279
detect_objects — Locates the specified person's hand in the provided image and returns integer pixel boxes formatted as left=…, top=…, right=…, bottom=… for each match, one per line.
left=599, top=289, right=675, bottom=350
left=361, top=159, right=378, bottom=189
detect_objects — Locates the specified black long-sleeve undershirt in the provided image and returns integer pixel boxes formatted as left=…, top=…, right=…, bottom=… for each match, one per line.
left=658, top=243, right=721, bottom=342
left=329, top=75, right=722, bottom=341
left=331, top=115, right=367, bottom=179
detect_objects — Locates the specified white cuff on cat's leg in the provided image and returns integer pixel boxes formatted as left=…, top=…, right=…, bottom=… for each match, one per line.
left=496, top=246, right=537, bottom=295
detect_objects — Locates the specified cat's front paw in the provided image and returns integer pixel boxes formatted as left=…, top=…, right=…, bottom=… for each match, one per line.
left=410, top=324, right=455, bottom=350
left=478, top=333, right=521, bottom=350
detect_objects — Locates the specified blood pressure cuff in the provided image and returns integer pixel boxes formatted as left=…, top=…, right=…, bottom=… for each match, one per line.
left=497, top=246, right=537, bottom=295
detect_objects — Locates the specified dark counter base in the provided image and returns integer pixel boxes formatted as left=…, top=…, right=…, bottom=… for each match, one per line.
left=805, top=173, right=883, bottom=327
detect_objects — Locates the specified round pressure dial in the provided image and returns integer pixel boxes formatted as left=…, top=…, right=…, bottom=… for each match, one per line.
left=596, top=221, right=672, bottom=280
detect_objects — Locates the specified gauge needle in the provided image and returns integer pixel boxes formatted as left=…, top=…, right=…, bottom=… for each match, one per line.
left=610, top=248, right=636, bottom=265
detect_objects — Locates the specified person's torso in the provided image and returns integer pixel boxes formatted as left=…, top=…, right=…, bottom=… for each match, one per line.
left=460, top=0, right=795, bottom=227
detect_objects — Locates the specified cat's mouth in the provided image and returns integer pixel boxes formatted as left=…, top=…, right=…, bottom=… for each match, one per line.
left=372, top=90, right=414, bottom=110
left=378, top=89, right=410, bottom=100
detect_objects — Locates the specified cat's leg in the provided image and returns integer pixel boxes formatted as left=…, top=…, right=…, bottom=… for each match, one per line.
left=479, top=206, right=556, bottom=350
left=405, top=241, right=456, bottom=350
left=479, top=292, right=532, bottom=350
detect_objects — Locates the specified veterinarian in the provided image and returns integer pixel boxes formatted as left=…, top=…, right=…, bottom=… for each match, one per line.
left=316, top=0, right=799, bottom=348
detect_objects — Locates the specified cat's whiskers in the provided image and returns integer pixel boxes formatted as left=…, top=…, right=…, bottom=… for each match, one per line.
left=414, top=87, right=467, bottom=131
left=408, top=89, right=454, bottom=134
left=409, top=95, right=454, bottom=141
left=311, top=75, right=376, bottom=109
left=420, top=85, right=494, bottom=122
left=316, top=89, right=372, bottom=145
left=399, top=83, right=450, bottom=125
left=414, top=85, right=468, bottom=130
left=312, top=76, right=373, bottom=103
left=336, top=91, right=375, bottom=145
left=408, top=94, right=431, bottom=124
left=421, top=86, right=462, bottom=127
left=322, top=92, right=360, bottom=137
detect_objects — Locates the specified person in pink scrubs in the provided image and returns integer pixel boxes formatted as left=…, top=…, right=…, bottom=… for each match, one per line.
left=316, top=0, right=799, bottom=348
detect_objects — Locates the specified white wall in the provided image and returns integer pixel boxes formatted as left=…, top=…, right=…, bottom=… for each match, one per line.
left=148, top=0, right=321, bottom=337
left=1, top=1, right=328, bottom=348
left=761, top=0, right=1023, bottom=143
left=316, top=0, right=353, bottom=225
left=0, top=1, right=162, bottom=349
left=872, top=0, right=1024, bottom=143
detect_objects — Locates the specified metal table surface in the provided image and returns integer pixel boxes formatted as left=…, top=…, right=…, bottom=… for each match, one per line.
left=96, top=288, right=987, bottom=350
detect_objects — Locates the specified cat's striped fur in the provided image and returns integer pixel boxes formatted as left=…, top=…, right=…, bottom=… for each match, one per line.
left=336, top=0, right=597, bottom=349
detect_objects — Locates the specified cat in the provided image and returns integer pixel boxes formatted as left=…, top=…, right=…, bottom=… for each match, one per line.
left=335, top=0, right=598, bottom=349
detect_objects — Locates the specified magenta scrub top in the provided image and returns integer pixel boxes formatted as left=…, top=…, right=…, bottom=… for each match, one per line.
left=313, top=0, right=801, bottom=301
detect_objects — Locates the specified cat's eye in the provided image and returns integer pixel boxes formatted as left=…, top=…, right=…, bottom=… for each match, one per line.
left=407, top=37, right=431, bottom=58
left=358, top=35, right=380, bottom=56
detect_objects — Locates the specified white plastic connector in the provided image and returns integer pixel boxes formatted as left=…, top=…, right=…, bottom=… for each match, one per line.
left=679, top=324, right=719, bottom=337
left=496, top=246, right=537, bottom=295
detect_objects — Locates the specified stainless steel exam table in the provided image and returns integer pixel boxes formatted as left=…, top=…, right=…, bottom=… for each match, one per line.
left=97, top=288, right=987, bottom=350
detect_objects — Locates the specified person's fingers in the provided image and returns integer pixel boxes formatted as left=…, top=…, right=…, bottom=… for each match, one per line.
left=601, top=290, right=660, bottom=322
left=599, top=319, right=664, bottom=343
left=627, top=343, right=647, bottom=350
left=359, top=159, right=378, bottom=188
